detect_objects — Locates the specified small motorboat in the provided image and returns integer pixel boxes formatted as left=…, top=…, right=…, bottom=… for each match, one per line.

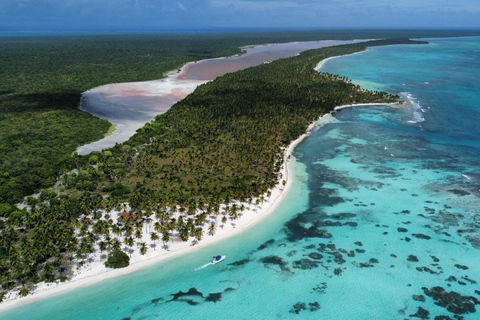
left=211, top=255, right=226, bottom=264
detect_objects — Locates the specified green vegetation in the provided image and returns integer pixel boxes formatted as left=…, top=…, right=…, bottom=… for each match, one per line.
left=105, top=249, right=130, bottom=269
left=1, top=30, right=478, bottom=299
left=68, top=39, right=421, bottom=207
left=1, top=30, right=479, bottom=206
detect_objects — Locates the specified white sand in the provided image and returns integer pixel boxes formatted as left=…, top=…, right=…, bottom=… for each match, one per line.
left=1, top=42, right=402, bottom=312
left=0, top=117, right=308, bottom=311
left=315, top=52, right=358, bottom=71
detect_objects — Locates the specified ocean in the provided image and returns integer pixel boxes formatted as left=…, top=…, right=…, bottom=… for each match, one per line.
left=2, top=37, right=479, bottom=319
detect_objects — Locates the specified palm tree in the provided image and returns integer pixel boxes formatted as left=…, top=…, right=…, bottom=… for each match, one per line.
left=150, top=232, right=159, bottom=251
left=124, top=236, right=134, bottom=248
left=111, top=224, right=122, bottom=237
left=153, top=221, right=162, bottom=233
left=221, top=216, right=227, bottom=228
left=139, top=242, right=148, bottom=255
left=161, top=231, right=170, bottom=249
left=208, top=222, right=216, bottom=236
left=19, top=285, right=30, bottom=297
left=135, top=229, right=143, bottom=242
left=112, top=238, right=121, bottom=251
left=194, top=228, right=203, bottom=242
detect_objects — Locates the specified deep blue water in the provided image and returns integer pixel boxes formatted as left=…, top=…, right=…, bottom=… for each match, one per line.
left=2, top=37, right=480, bottom=319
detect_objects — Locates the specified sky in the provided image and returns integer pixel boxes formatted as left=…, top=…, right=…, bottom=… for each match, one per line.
left=2, top=0, right=480, bottom=30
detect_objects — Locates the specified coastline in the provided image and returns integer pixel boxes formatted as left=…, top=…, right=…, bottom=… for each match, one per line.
left=0, top=45, right=402, bottom=313
left=0, top=101, right=401, bottom=312
left=0, top=109, right=307, bottom=312
left=315, top=50, right=366, bottom=71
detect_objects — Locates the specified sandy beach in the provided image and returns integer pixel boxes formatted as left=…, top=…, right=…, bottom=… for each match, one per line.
left=0, top=112, right=308, bottom=311
left=0, top=100, right=402, bottom=312
left=0, top=40, right=402, bottom=312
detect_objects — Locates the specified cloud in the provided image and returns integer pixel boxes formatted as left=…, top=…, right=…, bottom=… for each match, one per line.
left=0, top=0, right=479, bottom=28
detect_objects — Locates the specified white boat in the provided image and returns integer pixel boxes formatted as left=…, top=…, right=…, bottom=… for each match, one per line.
left=211, top=255, right=226, bottom=264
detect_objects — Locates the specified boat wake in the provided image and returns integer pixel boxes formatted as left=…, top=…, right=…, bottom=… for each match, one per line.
left=194, top=255, right=226, bottom=271
left=194, top=263, right=213, bottom=271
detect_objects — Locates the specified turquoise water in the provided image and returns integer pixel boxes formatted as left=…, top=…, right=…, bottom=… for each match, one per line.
left=3, top=37, right=480, bottom=319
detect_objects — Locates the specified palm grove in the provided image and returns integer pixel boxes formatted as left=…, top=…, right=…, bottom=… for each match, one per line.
left=0, top=36, right=426, bottom=300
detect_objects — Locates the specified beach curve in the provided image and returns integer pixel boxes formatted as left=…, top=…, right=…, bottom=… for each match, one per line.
left=0, top=40, right=405, bottom=312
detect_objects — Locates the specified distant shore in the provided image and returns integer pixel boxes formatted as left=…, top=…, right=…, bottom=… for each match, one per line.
left=0, top=41, right=402, bottom=313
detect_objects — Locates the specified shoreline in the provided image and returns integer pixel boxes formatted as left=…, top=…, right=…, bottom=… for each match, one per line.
left=0, top=109, right=308, bottom=312
left=315, top=50, right=366, bottom=71
left=0, top=45, right=401, bottom=313
left=0, top=101, right=400, bottom=312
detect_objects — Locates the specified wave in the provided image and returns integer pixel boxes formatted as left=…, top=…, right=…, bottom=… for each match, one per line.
left=401, top=92, right=426, bottom=124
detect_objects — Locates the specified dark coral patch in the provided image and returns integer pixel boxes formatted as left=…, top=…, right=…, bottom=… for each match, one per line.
left=322, top=220, right=342, bottom=227
left=169, top=288, right=205, bottom=305
left=309, top=302, right=321, bottom=311
left=423, top=286, right=480, bottom=314
left=344, top=222, right=358, bottom=227
left=447, top=189, right=470, bottom=196
left=416, top=266, right=440, bottom=275
left=171, top=288, right=204, bottom=302
left=329, top=213, right=356, bottom=220
left=228, top=259, right=251, bottom=267
left=410, top=306, right=429, bottom=319
left=289, top=302, right=320, bottom=314
left=454, top=264, right=469, bottom=270
left=293, top=258, right=319, bottom=270
left=286, top=250, right=297, bottom=257
left=205, top=293, right=222, bottom=303
left=289, top=302, right=307, bottom=314
left=257, top=239, right=275, bottom=251
left=151, top=297, right=164, bottom=304
left=412, top=233, right=431, bottom=240
left=260, top=255, right=290, bottom=272
left=413, top=295, right=426, bottom=302
left=284, top=213, right=332, bottom=241
left=312, top=283, right=327, bottom=294
left=408, top=255, right=419, bottom=262
left=308, top=252, right=323, bottom=260
left=352, top=261, right=374, bottom=268
left=398, top=227, right=408, bottom=232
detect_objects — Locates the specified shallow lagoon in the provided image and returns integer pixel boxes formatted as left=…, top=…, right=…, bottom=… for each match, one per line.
left=78, top=39, right=358, bottom=154
left=3, top=37, right=480, bottom=319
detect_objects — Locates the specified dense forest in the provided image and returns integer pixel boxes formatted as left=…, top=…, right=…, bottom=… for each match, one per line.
left=1, top=30, right=478, bottom=300
left=0, top=36, right=428, bottom=300
left=1, top=30, right=479, bottom=206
